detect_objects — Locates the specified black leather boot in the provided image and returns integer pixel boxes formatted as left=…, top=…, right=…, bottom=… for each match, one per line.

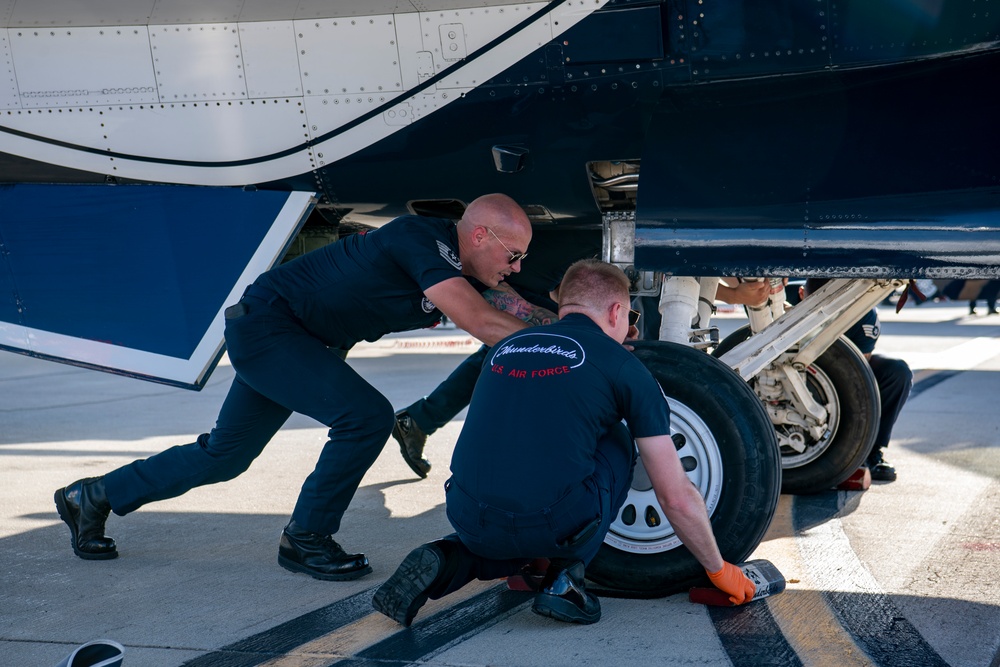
left=278, top=520, right=372, bottom=581
left=866, top=449, right=897, bottom=482
left=372, top=540, right=452, bottom=626
left=531, top=561, right=601, bottom=624
left=54, top=476, right=117, bottom=560
left=391, top=410, right=431, bottom=478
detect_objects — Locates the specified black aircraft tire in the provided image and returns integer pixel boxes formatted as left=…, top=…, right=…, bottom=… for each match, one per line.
left=713, top=325, right=880, bottom=495
left=586, top=341, right=781, bottom=597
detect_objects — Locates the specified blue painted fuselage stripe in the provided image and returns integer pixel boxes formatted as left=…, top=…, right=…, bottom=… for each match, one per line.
left=0, top=184, right=290, bottom=358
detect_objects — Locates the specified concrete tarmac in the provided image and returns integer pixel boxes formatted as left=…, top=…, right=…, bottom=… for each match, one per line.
left=1, top=302, right=998, bottom=666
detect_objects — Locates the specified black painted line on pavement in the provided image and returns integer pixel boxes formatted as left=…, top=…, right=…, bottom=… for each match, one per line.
left=709, top=602, right=804, bottom=667
left=180, top=587, right=378, bottom=666
left=793, top=494, right=949, bottom=667
left=325, top=586, right=533, bottom=667
left=179, top=584, right=532, bottom=666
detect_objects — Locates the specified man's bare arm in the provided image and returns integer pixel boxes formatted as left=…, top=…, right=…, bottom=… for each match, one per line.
left=425, top=277, right=528, bottom=346
left=635, top=434, right=724, bottom=573
left=481, top=282, right=558, bottom=326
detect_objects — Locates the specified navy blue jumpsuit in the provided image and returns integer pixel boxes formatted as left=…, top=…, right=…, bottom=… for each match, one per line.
left=844, top=309, right=913, bottom=456
left=432, top=313, right=671, bottom=594
left=104, top=215, right=471, bottom=535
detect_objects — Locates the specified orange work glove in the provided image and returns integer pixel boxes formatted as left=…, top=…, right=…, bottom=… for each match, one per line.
left=706, top=562, right=756, bottom=605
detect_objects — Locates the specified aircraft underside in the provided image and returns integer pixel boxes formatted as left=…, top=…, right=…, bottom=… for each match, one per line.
left=1, top=0, right=999, bottom=596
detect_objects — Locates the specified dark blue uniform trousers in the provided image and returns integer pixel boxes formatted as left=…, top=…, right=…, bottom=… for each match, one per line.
left=869, top=354, right=913, bottom=454
left=429, top=422, right=636, bottom=598
left=103, top=292, right=395, bottom=535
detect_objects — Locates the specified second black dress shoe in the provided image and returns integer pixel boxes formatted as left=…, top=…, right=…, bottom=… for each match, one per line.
left=278, top=520, right=372, bottom=581
left=54, top=476, right=117, bottom=560
left=866, top=449, right=898, bottom=482
left=531, top=561, right=601, bottom=624
left=391, top=410, right=432, bottom=479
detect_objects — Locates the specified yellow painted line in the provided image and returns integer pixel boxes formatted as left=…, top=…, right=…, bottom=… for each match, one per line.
left=752, top=495, right=872, bottom=666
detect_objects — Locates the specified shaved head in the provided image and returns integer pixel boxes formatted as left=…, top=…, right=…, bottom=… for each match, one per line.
left=460, top=193, right=531, bottom=237
left=455, top=193, right=531, bottom=288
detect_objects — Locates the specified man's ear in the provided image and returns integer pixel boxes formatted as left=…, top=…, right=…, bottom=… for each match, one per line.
left=471, top=225, right=488, bottom=247
left=608, top=301, right=623, bottom=328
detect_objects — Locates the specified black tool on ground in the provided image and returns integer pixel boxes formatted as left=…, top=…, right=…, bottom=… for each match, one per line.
left=688, top=559, right=785, bottom=606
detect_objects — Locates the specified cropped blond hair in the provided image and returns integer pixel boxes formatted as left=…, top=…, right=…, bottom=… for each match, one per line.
left=557, top=259, right=630, bottom=313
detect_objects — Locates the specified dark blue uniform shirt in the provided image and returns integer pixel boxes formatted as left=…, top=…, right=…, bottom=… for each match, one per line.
left=256, top=215, right=467, bottom=349
left=845, top=309, right=880, bottom=355
left=450, top=313, right=671, bottom=513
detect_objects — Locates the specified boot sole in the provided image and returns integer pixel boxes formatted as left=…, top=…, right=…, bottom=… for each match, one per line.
left=372, top=545, right=443, bottom=626
left=277, top=555, right=372, bottom=581
left=53, top=489, right=118, bottom=561
left=532, top=593, right=601, bottom=625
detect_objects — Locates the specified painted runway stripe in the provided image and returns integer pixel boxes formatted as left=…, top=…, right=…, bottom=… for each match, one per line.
left=327, top=587, right=531, bottom=667
left=793, top=493, right=949, bottom=667
left=180, top=584, right=531, bottom=666
left=180, top=588, right=378, bottom=666
left=710, top=602, right=803, bottom=667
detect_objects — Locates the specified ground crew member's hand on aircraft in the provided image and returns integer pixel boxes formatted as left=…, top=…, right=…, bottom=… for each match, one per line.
left=706, top=561, right=757, bottom=605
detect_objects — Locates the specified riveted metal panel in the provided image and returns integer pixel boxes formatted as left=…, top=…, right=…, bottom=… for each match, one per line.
left=295, top=15, right=403, bottom=96
left=148, top=0, right=243, bottom=25
left=239, top=21, right=303, bottom=98
left=5, top=0, right=155, bottom=28
left=0, top=0, right=14, bottom=27
left=422, top=3, right=552, bottom=89
left=9, top=26, right=158, bottom=108
left=303, top=93, right=404, bottom=164
left=438, top=23, right=467, bottom=61
left=1, top=30, right=19, bottom=109
left=0, top=106, right=105, bottom=151
left=413, top=0, right=539, bottom=10
left=393, top=11, right=426, bottom=91
left=235, top=0, right=293, bottom=23
left=150, top=23, right=247, bottom=101
left=99, top=99, right=311, bottom=164
left=293, top=1, right=416, bottom=21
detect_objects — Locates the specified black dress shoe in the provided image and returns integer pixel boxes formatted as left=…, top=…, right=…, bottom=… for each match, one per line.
left=866, top=450, right=897, bottom=482
left=869, top=462, right=897, bottom=482
left=531, top=561, right=601, bottom=624
left=372, top=542, right=448, bottom=626
left=392, top=410, right=431, bottom=479
left=54, top=476, right=117, bottom=560
left=278, top=520, right=372, bottom=581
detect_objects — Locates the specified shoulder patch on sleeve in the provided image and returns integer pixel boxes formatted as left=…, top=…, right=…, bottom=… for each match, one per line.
left=436, top=240, right=462, bottom=270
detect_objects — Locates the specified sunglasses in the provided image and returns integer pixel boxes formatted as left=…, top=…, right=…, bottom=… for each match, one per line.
left=487, top=227, right=528, bottom=265
left=628, top=308, right=641, bottom=327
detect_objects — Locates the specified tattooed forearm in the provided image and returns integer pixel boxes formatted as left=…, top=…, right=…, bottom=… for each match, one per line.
left=482, top=286, right=558, bottom=326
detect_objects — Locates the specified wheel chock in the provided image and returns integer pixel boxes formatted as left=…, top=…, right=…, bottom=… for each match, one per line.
left=836, top=466, right=872, bottom=491
left=689, top=559, right=786, bottom=606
